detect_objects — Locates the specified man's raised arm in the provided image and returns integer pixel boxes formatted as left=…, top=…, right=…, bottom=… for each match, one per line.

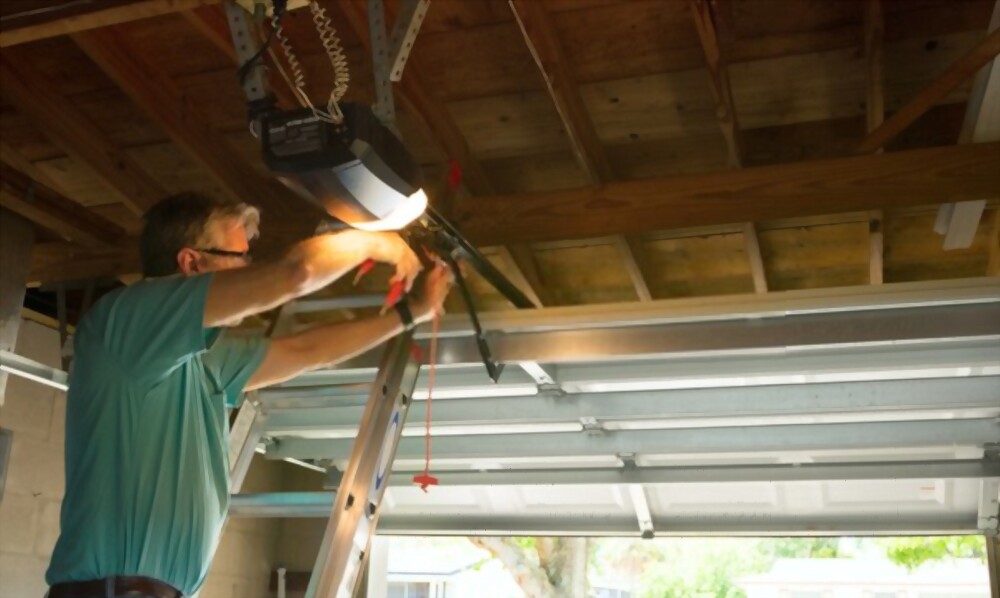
left=203, top=230, right=421, bottom=328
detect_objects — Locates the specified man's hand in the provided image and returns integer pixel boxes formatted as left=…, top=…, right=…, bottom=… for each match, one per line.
left=412, top=262, right=454, bottom=324
left=354, top=231, right=423, bottom=291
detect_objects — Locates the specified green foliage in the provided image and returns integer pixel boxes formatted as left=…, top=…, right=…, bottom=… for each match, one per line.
left=763, top=537, right=841, bottom=559
left=591, top=537, right=845, bottom=598
left=878, top=536, right=986, bottom=570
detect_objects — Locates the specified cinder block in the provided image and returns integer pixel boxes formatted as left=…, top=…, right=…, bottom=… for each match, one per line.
left=0, top=492, right=40, bottom=554
left=34, top=499, right=61, bottom=557
left=194, top=576, right=234, bottom=598
left=240, top=458, right=284, bottom=493
left=14, top=322, right=61, bottom=368
left=4, top=437, right=64, bottom=499
left=49, top=395, right=66, bottom=444
left=0, top=379, right=55, bottom=441
left=0, top=553, right=49, bottom=598
left=277, top=519, right=325, bottom=570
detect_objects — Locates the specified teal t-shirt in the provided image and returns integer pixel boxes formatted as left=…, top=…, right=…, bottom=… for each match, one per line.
left=45, top=273, right=269, bottom=596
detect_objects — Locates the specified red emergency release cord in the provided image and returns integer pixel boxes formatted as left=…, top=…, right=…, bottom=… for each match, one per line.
left=412, top=159, right=461, bottom=492
left=412, top=310, right=440, bottom=492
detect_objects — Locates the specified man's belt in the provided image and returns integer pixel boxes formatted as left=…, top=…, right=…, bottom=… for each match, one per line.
left=48, top=575, right=184, bottom=598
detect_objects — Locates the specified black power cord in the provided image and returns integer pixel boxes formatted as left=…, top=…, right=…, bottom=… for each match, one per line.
left=235, top=0, right=289, bottom=87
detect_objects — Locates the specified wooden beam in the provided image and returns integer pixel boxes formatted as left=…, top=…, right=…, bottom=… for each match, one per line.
left=988, top=209, right=1000, bottom=277
left=865, top=0, right=885, bottom=285
left=692, top=0, right=765, bottom=294
left=0, top=55, right=165, bottom=215
left=29, top=241, right=141, bottom=287
left=455, top=142, right=1000, bottom=246
left=864, top=0, right=886, bottom=136
left=613, top=237, right=653, bottom=302
left=71, top=27, right=310, bottom=232
left=0, top=143, right=61, bottom=190
left=0, top=0, right=221, bottom=47
left=181, top=5, right=302, bottom=110
left=0, top=164, right=124, bottom=247
left=509, top=0, right=613, bottom=183
left=336, top=0, right=493, bottom=195
left=691, top=0, right=742, bottom=168
left=496, top=245, right=549, bottom=308
left=869, top=214, right=885, bottom=285
left=857, top=27, right=1000, bottom=153
left=508, top=0, right=656, bottom=302
left=742, top=222, right=768, bottom=294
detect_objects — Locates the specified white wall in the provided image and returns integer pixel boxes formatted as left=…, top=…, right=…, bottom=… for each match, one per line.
left=0, top=320, right=284, bottom=598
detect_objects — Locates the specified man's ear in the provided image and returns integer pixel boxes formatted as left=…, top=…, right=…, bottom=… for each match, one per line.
left=176, top=248, right=201, bottom=275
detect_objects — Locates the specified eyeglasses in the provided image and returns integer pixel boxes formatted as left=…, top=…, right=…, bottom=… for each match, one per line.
left=195, top=247, right=253, bottom=262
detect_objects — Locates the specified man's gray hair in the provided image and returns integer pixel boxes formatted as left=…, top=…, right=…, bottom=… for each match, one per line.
left=140, top=192, right=260, bottom=277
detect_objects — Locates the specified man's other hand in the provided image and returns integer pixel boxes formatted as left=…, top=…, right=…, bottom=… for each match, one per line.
left=413, top=263, right=454, bottom=323
left=358, top=231, right=423, bottom=291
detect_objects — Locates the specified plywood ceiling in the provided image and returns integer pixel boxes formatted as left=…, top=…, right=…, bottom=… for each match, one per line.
left=0, top=0, right=997, bottom=318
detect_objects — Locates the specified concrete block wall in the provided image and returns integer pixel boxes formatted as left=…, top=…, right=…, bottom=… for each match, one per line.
left=0, top=320, right=285, bottom=598
left=0, top=321, right=64, bottom=598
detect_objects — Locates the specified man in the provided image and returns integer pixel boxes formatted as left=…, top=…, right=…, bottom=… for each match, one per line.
left=44, top=192, right=452, bottom=598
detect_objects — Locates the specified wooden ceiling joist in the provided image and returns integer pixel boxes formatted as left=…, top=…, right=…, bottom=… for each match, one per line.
left=497, top=245, right=550, bottom=308
left=29, top=241, right=141, bottom=287
left=865, top=0, right=886, bottom=285
left=742, top=223, right=768, bottom=294
left=509, top=0, right=612, bottom=183
left=0, top=55, right=165, bottom=215
left=691, top=0, right=767, bottom=294
left=613, top=237, right=653, bottom=302
left=0, top=164, right=125, bottom=247
left=456, top=143, right=1000, bottom=246
left=691, top=0, right=742, bottom=169
left=857, top=27, right=1000, bottom=153
left=509, top=0, right=657, bottom=302
left=71, top=26, right=307, bottom=228
left=0, top=0, right=222, bottom=48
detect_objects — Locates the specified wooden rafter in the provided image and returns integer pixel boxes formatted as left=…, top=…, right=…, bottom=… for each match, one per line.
left=0, top=164, right=125, bottom=247
left=509, top=0, right=661, bottom=301
left=336, top=0, right=493, bottom=195
left=865, top=0, right=885, bottom=285
left=0, top=142, right=61, bottom=190
left=742, top=223, right=768, bottom=294
left=508, top=0, right=612, bottom=183
left=0, top=55, right=165, bottom=215
left=497, top=245, right=550, bottom=308
left=691, top=0, right=768, bottom=293
left=691, top=0, right=742, bottom=168
left=857, top=27, right=1000, bottom=153
left=29, top=242, right=141, bottom=287
left=71, top=27, right=312, bottom=238
left=0, top=0, right=222, bottom=47
left=613, top=237, right=653, bottom=302
left=455, top=143, right=1000, bottom=246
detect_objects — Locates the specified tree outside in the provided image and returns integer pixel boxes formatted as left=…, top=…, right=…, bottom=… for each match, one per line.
left=465, top=535, right=989, bottom=597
